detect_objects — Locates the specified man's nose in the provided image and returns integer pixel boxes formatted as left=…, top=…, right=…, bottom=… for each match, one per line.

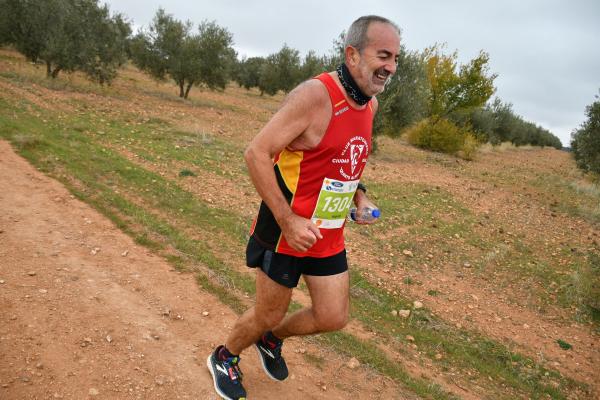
left=385, top=62, right=397, bottom=75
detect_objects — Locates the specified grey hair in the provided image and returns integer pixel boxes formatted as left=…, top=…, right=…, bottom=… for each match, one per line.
left=344, top=15, right=400, bottom=52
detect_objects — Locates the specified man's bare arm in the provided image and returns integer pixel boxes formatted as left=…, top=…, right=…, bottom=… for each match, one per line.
left=244, top=80, right=328, bottom=252
left=351, top=96, right=379, bottom=224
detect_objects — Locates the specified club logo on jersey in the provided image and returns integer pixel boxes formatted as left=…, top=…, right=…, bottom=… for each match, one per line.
left=331, top=135, right=369, bottom=180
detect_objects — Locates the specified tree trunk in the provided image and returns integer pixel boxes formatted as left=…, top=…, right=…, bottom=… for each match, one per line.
left=184, top=82, right=193, bottom=99
left=46, top=62, right=52, bottom=78
left=178, top=81, right=185, bottom=98
left=51, top=66, right=61, bottom=79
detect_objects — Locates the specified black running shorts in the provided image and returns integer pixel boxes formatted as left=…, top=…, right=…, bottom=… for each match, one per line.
left=246, top=236, right=348, bottom=288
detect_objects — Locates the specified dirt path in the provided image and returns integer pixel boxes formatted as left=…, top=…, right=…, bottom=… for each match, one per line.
left=0, top=140, right=408, bottom=399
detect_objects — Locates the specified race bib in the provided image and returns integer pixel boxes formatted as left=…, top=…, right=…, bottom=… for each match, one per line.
left=311, top=178, right=359, bottom=229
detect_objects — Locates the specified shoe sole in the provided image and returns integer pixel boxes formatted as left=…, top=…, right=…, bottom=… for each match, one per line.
left=254, top=344, right=284, bottom=382
left=206, top=355, right=245, bottom=400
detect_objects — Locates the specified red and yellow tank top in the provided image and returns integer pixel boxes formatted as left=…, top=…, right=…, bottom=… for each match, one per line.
left=250, top=72, right=373, bottom=257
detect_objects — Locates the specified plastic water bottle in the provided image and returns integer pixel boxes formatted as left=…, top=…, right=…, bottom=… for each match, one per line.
left=348, top=207, right=381, bottom=222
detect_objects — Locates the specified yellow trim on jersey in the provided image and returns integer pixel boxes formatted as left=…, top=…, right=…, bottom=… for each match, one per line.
left=277, top=149, right=303, bottom=194
left=275, top=149, right=303, bottom=252
left=334, top=99, right=346, bottom=108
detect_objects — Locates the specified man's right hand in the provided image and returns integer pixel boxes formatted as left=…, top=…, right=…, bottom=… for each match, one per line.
left=279, top=213, right=323, bottom=253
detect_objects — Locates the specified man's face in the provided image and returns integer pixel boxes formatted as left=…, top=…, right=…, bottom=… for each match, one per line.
left=351, top=22, right=401, bottom=96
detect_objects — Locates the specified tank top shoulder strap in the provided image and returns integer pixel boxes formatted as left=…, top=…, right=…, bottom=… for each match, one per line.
left=314, top=72, right=373, bottom=113
left=314, top=73, right=347, bottom=108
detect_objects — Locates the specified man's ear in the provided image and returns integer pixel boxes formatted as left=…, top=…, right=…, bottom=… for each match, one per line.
left=345, top=46, right=360, bottom=67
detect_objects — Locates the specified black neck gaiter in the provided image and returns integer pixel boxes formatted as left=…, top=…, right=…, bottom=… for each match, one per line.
left=336, top=63, right=372, bottom=106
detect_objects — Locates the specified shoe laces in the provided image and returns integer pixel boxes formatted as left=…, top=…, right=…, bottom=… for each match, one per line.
left=223, top=356, right=243, bottom=382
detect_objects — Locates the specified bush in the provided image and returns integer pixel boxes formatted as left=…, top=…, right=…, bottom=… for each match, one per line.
left=406, top=118, right=479, bottom=159
left=460, top=134, right=479, bottom=161
left=571, top=91, right=600, bottom=174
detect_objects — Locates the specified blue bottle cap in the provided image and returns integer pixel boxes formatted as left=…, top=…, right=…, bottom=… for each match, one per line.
left=372, top=209, right=381, bottom=218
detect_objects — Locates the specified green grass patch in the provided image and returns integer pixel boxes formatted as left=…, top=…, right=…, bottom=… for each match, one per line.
left=347, top=269, right=586, bottom=399
left=317, top=331, right=458, bottom=400
left=557, top=339, right=572, bottom=350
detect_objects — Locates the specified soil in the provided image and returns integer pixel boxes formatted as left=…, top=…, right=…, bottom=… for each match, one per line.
left=0, top=140, right=410, bottom=399
left=0, top=49, right=598, bottom=399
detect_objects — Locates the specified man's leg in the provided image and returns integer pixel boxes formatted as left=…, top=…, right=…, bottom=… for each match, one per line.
left=225, top=269, right=293, bottom=354
left=272, top=270, right=349, bottom=339
left=207, top=269, right=292, bottom=399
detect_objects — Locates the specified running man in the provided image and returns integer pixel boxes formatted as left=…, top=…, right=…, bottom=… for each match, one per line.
left=207, top=15, right=401, bottom=400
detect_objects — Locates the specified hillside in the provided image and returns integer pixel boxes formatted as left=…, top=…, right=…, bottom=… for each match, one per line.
left=0, top=48, right=598, bottom=399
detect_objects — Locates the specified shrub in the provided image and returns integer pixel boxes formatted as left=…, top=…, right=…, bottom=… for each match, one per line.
left=406, top=118, right=479, bottom=159
left=571, top=91, right=600, bottom=174
left=460, top=134, right=479, bottom=161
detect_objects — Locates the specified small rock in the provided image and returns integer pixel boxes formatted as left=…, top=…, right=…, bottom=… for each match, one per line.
left=121, top=250, right=129, bottom=257
left=28, top=271, right=37, bottom=276
left=89, top=388, right=99, bottom=396
left=0, top=280, right=5, bottom=284
left=413, top=301, right=423, bottom=309
left=346, top=357, right=360, bottom=369
left=105, top=335, right=113, bottom=343
left=36, top=363, right=43, bottom=369
left=152, top=334, right=160, bottom=340
left=523, top=324, right=530, bottom=329
left=402, top=250, right=414, bottom=257
left=298, top=348, right=306, bottom=354
left=2, top=383, right=9, bottom=388
left=391, top=310, right=398, bottom=317
left=39, top=289, right=48, bottom=294
left=90, top=247, right=100, bottom=255
left=81, top=337, right=92, bottom=347
left=435, top=353, right=443, bottom=360
left=398, top=309, right=411, bottom=318
left=406, top=335, right=415, bottom=342
left=155, top=375, right=166, bottom=386
left=202, top=311, right=210, bottom=317
left=463, top=262, right=471, bottom=268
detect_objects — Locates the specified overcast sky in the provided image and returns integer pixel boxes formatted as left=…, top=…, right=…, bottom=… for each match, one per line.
left=104, top=0, right=599, bottom=147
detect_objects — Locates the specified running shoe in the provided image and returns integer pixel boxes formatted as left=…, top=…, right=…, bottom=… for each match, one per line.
left=207, top=346, right=247, bottom=400
left=255, top=333, right=289, bottom=381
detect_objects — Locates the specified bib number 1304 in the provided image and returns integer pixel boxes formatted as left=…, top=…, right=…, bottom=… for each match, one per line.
left=311, top=178, right=358, bottom=229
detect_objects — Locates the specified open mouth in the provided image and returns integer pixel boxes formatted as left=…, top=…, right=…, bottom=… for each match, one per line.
left=373, top=68, right=390, bottom=84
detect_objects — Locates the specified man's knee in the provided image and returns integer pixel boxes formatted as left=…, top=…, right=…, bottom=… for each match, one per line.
left=255, top=309, right=286, bottom=330
left=313, top=309, right=349, bottom=332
